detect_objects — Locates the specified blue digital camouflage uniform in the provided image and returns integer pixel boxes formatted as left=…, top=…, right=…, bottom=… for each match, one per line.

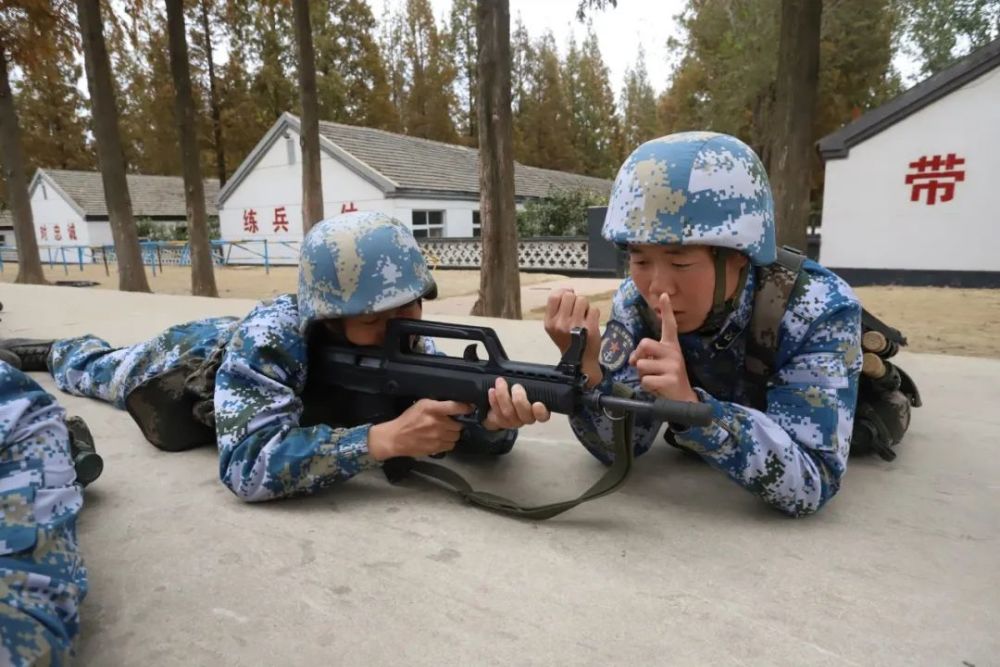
left=0, top=361, right=87, bottom=666
left=572, top=132, right=862, bottom=517
left=49, top=212, right=515, bottom=503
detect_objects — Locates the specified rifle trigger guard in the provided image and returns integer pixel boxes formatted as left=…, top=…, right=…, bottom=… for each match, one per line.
left=454, top=409, right=484, bottom=427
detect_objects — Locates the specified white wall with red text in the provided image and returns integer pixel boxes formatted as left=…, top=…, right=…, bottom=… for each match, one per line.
left=820, top=65, right=1000, bottom=272
left=28, top=173, right=89, bottom=247
left=217, top=128, right=492, bottom=265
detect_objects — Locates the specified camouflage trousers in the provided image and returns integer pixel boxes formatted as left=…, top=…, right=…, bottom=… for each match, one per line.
left=48, top=318, right=239, bottom=409
left=0, top=362, right=87, bottom=666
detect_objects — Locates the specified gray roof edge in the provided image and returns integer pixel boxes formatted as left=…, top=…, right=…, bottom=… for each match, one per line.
left=217, top=114, right=297, bottom=206
left=310, top=121, right=400, bottom=192
left=517, top=163, right=613, bottom=190
left=386, top=189, right=481, bottom=202
left=217, top=113, right=397, bottom=207
left=818, top=39, right=1000, bottom=160
left=30, top=169, right=87, bottom=217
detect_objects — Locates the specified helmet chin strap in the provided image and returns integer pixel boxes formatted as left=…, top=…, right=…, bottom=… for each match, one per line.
left=699, top=249, right=748, bottom=334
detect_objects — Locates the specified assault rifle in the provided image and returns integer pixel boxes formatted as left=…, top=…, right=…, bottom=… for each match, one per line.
left=312, top=319, right=713, bottom=519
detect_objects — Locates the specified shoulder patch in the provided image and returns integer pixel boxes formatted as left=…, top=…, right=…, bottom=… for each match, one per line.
left=600, top=321, right=634, bottom=372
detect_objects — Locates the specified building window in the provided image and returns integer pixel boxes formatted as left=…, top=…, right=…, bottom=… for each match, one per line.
left=472, top=211, right=481, bottom=237
left=41, top=183, right=48, bottom=200
left=0, top=234, right=6, bottom=245
left=412, top=210, right=444, bottom=238
left=285, top=133, right=296, bottom=165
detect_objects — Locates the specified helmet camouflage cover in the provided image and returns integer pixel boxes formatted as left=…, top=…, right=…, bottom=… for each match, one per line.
left=297, top=211, right=436, bottom=332
left=602, top=131, right=777, bottom=266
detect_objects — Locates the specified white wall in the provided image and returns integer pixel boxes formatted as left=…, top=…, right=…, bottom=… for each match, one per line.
left=217, top=128, right=490, bottom=264
left=29, top=176, right=88, bottom=247
left=820, top=66, right=1000, bottom=272
left=88, top=221, right=114, bottom=247
left=386, top=198, right=480, bottom=237
left=219, top=129, right=394, bottom=264
left=0, top=226, right=14, bottom=250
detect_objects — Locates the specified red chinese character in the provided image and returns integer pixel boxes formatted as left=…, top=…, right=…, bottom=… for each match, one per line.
left=273, top=206, right=289, bottom=233
left=40, top=225, right=48, bottom=240
left=54, top=224, right=62, bottom=241
left=905, top=153, right=966, bottom=205
left=341, top=202, right=358, bottom=214
left=68, top=223, right=78, bottom=241
left=243, top=209, right=259, bottom=234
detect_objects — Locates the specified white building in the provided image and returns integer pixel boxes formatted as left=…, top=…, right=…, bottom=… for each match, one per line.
left=0, top=211, right=12, bottom=251
left=26, top=168, right=219, bottom=251
left=216, top=113, right=611, bottom=264
left=818, top=38, right=1000, bottom=287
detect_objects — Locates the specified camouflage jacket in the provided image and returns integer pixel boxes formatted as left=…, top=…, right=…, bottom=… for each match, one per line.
left=570, top=260, right=862, bottom=517
left=1, top=361, right=87, bottom=664
left=214, top=294, right=516, bottom=502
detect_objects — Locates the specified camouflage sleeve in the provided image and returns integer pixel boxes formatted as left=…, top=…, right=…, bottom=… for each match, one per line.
left=569, top=283, right=662, bottom=465
left=672, top=296, right=862, bottom=517
left=213, top=296, right=378, bottom=502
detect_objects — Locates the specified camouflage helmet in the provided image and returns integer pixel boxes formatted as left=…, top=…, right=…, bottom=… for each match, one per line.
left=297, top=211, right=437, bottom=332
left=602, top=131, right=777, bottom=266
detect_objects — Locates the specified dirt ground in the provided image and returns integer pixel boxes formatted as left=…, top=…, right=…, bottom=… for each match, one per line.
left=4, top=262, right=998, bottom=358
left=525, top=285, right=1000, bottom=359
left=0, top=263, right=563, bottom=301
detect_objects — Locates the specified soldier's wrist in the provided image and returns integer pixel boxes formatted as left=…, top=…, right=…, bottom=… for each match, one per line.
left=583, top=361, right=604, bottom=389
left=367, top=422, right=396, bottom=461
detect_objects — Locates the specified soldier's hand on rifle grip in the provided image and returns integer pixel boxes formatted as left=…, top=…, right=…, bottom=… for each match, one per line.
left=367, top=399, right=472, bottom=461
left=482, top=377, right=551, bottom=431
left=543, top=288, right=603, bottom=388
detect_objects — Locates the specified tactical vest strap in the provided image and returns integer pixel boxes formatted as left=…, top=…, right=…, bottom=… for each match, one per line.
left=744, top=247, right=807, bottom=393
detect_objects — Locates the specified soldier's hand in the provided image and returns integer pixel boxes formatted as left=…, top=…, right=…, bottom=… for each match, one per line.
left=368, top=399, right=471, bottom=460
left=482, top=377, right=551, bottom=431
left=629, top=293, right=699, bottom=403
left=543, top=288, right=603, bottom=387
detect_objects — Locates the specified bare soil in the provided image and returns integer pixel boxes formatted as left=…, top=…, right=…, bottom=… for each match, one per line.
left=5, top=262, right=997, bottom=359
left=0, top=263, right=564, bottom=301
left=526, top=286, right=1000, bottom=359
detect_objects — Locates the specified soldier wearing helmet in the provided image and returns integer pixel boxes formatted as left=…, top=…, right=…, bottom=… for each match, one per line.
left=544, top=132, right=862, bottom=517
left=7, top=211, right=548, bottom=502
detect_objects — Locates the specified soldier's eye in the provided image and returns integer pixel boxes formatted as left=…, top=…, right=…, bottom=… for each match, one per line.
left=672, top=263, right=694, bottom=269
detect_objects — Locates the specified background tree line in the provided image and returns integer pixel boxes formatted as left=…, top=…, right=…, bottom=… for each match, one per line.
left=1, top=0, right=998, bottom=302
left=6, top=0, right=998, bottom=197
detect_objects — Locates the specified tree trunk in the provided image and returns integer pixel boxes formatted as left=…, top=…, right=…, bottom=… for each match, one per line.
left=200, top=0, right=227, bottom=186
left=293, top=0, right=323, bottom=233
left=769, top=0, right=822, bottom=252
left=0, top=41, right=48, bottom=285
left=77, top=0, right=150, bottom=292
left=167, top=0, right=218, bottom=297
left=471, top=0, right=521, bottom=319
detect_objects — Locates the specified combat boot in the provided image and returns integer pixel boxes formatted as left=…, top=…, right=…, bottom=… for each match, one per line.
left=0, top=339, right=55, bottom=372
left=0, top=348, right=22, bottom=369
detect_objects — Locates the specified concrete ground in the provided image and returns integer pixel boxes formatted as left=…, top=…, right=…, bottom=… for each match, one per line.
left=2, top=284, right=998, bottom=666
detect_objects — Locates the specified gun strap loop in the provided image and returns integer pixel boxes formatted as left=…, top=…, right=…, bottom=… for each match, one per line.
left=404, top=414, right=634, bottom=521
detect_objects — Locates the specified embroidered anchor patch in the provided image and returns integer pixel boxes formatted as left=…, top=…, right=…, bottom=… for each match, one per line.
left=600, top=321, right=634, bottom=372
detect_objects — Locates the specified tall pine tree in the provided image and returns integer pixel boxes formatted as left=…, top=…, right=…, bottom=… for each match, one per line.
left=518, top=32, right=578, bottom=173
left=565, top=27, right=619, bottom=177
left=620, top=45, right=659, bottom=152
left=13, top=23, right=94, bottom=173
left=448, top=0, right=478, bottom=145
left=401, top=0, right=458, bottom=142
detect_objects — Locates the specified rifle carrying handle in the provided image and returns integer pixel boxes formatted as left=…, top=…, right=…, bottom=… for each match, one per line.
left=386, top=319, right=509, bottom=365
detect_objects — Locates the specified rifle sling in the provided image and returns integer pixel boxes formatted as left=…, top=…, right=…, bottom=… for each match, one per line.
left=397, top=414, right=634, bottom=521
